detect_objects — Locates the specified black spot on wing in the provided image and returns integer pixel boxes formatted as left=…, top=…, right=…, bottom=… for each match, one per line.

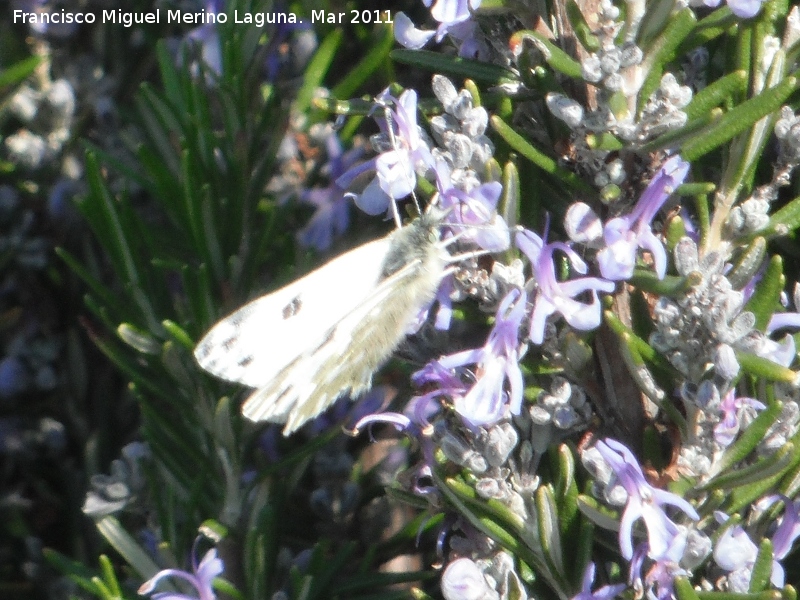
left=238, top=355, right=254, bottom=368
left=282, top=296, right=302, bottom=319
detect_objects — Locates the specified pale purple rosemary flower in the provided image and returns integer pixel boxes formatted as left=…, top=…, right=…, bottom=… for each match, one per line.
left=411, top=357, right=470, bottom=397
left=441, top=557, right=497, bottom=600
left=759, top=291, right=800, bottom=367
left=516, top=229, right=615, bottom=344
left=572, top=562, right=626, bottom=600
left=297, top=134, right=364, bottom=251
left=757, top=495, right=800, bottom=563
left=355, top=366, right=456, bottom=443
left=773, top=499, right=800, bottom=562
left=434, top=159, right=509, bottom=251
left=768, top=311, right=800, bottom=335
left=337, top=89, right=434, bottom=215
left=757, top=335, right=796, bottom=368
left=395, top=0, right=483, bottom=58
left=595, top=155, right=690, bottom=281
left=138, top=546, right=223, bottom=600
left=309, top=386, right=394, bottom=436
left=352, top=391, right=445, bottom=502
left=713, top=511, right=783, bottom=591
left=628, top=541, right=686, bottom=600
left=698, top=0, right=766, bottom=19
left=594, top=438, right=699, bottom=561
left=713, top=389, right=765, bottom=447
left=422, top=289, right=527, bottom=427
left=564, top=201, right=603, bottom=245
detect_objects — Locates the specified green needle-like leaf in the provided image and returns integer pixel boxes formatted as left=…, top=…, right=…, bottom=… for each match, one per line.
left=727, top=236, right=767, bottom=290
left=736, top=351, right=796, bottom=383
left=744, top=255, right=784, bottom=331
left=682, top=75, right=799, bottom=161
left=491, top=116, right=592, bottom=193
left=684, top=71, right=748, bottom=121
left=391, top=49, right=519, bottom=84
left=508, top=31, right=583, bottom=79
left=768, top=194, right=800, bottom=234
left=701, top=442, right=795, bottom=491
left=535, top=486, right=565, bottom=581
left=566, top=0, right=600, bottom=51
left=709, top=400, right=783, bottom=477
left=0, top=55, right=41, bottom=89
left=638, top=9, right=697, bottom=114
left=750, top=540, right=775, bottom=593
left=94, top=516, right=161, bottom=581
left=332, top=26, right=394, bottom=100
left=295, top=28, right=343, bottom=115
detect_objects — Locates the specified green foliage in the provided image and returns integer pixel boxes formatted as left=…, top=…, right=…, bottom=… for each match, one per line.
left=26, top=0, right=800, bottom=598
left=54, top=2, right=435, bottom=597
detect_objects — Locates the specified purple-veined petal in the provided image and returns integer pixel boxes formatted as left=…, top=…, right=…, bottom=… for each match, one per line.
left=565, top=202, right=603, bottom=244
left=515, top=228, right=543, bottom=261
left=598, top=239, right=638, bottom=281
left=637, top=229, right=668, bottom=279
left=757, top=334, right=796, bottom=368
left=376, top=150, right=416, bottom=199
left=714, top=524, right=757, bottom=571
left=632, top=156, right=690, bottom=225
left=558, top=276, right=616, bottom=297
left=559, top=291, right=605, bottom=332
left=441, top=557, right=493, bottom=600
left=529, top=296, right=556, bottom=344
left=767, top=312, right=800, bottom=334
left=727, top=0, right=765, bottom=18
left=352, top=177, right=391, bottom=215
left=603, top=217, right=631, bottom=245
left=618, top=496, right=644, bottom=559
left=354, top=412, right=412, bottom=433
left=454, top=358, right=508, bottom=426
left=394, top=12, right=436, bottom=49
left=429, top=0, right=472, bottom=26
left=335, top=157, right=376, bottom=190
left=471, top=215, right=511, bottom=251
left=552, top=241, right=589, bottom=274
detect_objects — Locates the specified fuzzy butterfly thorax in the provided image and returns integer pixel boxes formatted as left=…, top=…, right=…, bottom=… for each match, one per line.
left=380, top=212, right=445, bottom=278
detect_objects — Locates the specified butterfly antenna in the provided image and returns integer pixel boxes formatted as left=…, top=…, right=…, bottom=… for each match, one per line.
left=381, top=100, right=422, bottom=227
left=379, top=105, right=404, bottom=229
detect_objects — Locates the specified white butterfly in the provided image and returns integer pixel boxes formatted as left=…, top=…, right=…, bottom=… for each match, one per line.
left=194, top=211, right=453, bottom=435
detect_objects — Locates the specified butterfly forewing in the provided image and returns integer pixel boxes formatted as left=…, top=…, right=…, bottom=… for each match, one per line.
left=194, top=237, right=392, bottom=388
left=242, top=240, right=448, bottom=434
left=195, top=215, right=449, bottom=435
